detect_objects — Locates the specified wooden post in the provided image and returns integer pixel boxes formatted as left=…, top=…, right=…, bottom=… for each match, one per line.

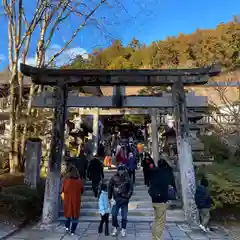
left=150, top=108, right=159, bottom=166
left=42, top=81, right=68, bottom=224
left=172, top=78, right=199, bottom=225
left=92, top=108, right=99, bottom=156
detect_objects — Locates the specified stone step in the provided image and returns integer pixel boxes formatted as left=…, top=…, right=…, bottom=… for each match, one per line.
left=61, top=208, right=155, bottom=217
left=82, top=189, right=149, bottom=197
left=81, top=195, right=151, bottom=202
left=103, top=170, right=144, bottom=175
left=78, top=200, right=182, bottom=210
left=84, top=184, right=147, bottom=191
left=84, top=181, right=144, bottom=187
left=58, top=209, right=185, bottom=223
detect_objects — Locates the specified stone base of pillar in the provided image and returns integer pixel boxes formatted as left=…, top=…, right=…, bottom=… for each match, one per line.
left=178, top=138, right=199, bottom=226
left=42, top=170, right=61, bottom=224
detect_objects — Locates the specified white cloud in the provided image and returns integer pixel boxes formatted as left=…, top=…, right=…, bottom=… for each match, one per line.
left=0, top=54, right=6, bottom=62
left=20, top=44, right=88, bottom=67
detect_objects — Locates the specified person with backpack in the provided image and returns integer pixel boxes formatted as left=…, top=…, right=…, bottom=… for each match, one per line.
left=195, top=177, right=213, bottom=232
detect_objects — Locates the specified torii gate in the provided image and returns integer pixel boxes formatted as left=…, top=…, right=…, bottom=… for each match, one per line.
left=20, top=63, right=220, bottom=225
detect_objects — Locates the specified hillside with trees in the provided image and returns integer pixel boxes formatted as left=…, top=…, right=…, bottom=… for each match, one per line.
left=66, top=16, right=240, bottom=104
left=68, top=16, right=239, bottom=70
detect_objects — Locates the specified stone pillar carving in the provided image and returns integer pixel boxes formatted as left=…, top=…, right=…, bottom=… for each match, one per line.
left=92, top=108, right=99, bottom=156
left=42, top=81, right=67, bottom=224
left=172, top=79, right=199, bottom=226
left=24, top=138, right=42, bottom=188
left=150, top=108, right=159, bottom=165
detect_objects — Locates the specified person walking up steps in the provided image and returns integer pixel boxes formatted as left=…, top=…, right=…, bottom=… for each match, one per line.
left=98, top=183, right=110, bottom=236
left=108, top=164, right=133, bottom=237
left=61, top=165, right=84, bottom=236
left=127, top=152, right=137, bottom=184
left=148, top=159, right=173, bottom=240
left=87, top=155, right=104, bottom=197
left=195, top=177, right=213, bottom=232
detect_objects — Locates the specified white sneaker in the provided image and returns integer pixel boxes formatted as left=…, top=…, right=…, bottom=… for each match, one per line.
left=199, top=224, right=207, bottom=232
left=65, top=227, right=69, bottom=233
left=206, top=227, right=211, bottom=232
left=121, top=228, right=126, bottom=237
left=111, top=227, right=118, bottom=236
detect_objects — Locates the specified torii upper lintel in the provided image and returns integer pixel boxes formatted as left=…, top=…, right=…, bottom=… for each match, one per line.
left=20, top=64, right=221, bottom=86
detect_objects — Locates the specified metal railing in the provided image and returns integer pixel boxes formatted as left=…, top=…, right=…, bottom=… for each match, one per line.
left=158, top=114, right=239, bottom=125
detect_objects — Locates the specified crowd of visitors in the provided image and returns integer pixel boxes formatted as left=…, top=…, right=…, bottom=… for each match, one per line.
left=60, top=131, right=213, bottom=239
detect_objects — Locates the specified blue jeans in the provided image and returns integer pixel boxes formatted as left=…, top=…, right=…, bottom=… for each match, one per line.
left=65, top=218, right=78, bottom=233
left=111, top=201, right=128, bottom=229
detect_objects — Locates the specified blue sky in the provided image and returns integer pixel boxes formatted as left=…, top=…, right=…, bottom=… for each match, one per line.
left=0, top=0, right=239, bottom=70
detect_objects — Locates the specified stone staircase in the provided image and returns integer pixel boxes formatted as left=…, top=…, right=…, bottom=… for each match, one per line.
left=58, top=169, right=185, bottom=223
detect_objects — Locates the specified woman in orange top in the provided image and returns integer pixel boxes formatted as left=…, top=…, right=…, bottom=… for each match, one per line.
left=61, top=164, right=84, bottom=235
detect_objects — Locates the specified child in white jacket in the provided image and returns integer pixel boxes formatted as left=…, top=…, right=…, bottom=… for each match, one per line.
left=98, top=183, right=111, bottom=236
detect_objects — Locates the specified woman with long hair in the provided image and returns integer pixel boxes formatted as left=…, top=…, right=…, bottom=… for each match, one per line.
left=61, top=164, right=84, bottom=235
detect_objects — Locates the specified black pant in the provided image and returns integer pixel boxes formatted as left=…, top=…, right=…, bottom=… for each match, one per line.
left=143, top=168, right=149, bottom=186
left=65, top=218, right=78, bottom=234
left=92, top=180, right=100, bottom=197
left=99, top=213, right=109, bottom=235
left=129, top=169, right=135, bottom=184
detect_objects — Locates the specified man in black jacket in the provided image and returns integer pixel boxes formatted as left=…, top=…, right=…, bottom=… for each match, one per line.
left=108, top=164, right=133, bottom=237
left=87, top=155, right=104, bottom=197
left=148, top=159, right=174, bottom=240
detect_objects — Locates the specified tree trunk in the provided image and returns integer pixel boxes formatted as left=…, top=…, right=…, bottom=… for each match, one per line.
left=9, top=74, right=19, bottom=173
left=20, top=84, right=36, bottom=167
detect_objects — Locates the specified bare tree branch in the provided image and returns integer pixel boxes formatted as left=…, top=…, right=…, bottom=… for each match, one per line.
left=47, top=0, right=107, bottom=66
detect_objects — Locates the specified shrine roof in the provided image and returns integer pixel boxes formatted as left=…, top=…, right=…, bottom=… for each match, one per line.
left=20, top=64, right=221, bottom=86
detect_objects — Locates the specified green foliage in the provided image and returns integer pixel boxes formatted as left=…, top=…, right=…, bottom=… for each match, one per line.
left=0, top=181, right=45, bottom=221
left=66, top=18, right=239, bottom=71
left=197, top=163, right=240, bottom=220
left=200, top=135, right=230, bottom=162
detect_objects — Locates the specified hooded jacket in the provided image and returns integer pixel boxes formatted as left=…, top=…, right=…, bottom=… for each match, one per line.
left=99, top=190, right=111, bottom=215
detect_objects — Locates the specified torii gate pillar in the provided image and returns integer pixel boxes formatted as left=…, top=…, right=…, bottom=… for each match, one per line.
left=150, top=108, right=159, bottom=165
left=172, top=79, right=199, bottom=225
left=92, top=108, right=99, bottom=156
left=42, top=82, right=67, bottom=224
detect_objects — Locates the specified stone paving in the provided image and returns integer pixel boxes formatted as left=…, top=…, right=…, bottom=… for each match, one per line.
left=5, top=222, right=233, bottom=240
left=0, top=222, right=18, bottom=239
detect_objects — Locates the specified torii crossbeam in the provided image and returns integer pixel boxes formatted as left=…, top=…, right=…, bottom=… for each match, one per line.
left=20, top=64, right=220, bottom=86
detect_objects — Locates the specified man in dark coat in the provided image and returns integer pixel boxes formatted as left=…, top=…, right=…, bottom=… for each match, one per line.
left=68, top=150, right=88, bottom=180
left=78, top=150, right=88, bottom=180
left=148, top=159, right=174, bottom=240
left=87, top=156, right=104, bottom=197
